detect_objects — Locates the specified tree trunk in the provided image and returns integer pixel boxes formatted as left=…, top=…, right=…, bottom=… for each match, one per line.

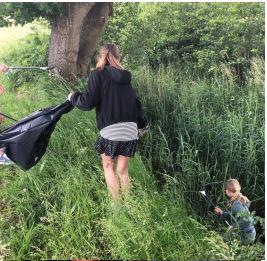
left=48, top=2, right=111, bottom=81
left=77, top=3, right=112, bottom=76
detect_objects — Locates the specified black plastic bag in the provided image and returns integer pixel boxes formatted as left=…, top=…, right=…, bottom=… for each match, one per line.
left=0, top=100, right=73, bottom=170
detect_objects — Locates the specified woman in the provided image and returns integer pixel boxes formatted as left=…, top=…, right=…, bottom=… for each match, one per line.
left=215, top=179, right=256, bottom=245
left=68, top=44, right=147, bottom=201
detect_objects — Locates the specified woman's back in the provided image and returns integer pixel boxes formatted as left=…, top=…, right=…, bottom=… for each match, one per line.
left=98, top=65, right=137, bottom=127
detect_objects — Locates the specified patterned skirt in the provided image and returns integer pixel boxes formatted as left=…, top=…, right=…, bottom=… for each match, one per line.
left=95, top=136, right=137, bottom=159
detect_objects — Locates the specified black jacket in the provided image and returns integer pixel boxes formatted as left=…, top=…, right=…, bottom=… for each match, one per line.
left=70, top=65, right=146, bottom=130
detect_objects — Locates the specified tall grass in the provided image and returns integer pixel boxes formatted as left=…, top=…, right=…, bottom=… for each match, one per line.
left=0, top=76, right=241, bottom=260
left=0, top=23, right=264, bottom=260
left=132, top=61, right=264, bottom=218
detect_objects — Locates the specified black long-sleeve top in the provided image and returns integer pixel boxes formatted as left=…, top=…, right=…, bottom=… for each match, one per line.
left=70, top=65, right=147, bottom=130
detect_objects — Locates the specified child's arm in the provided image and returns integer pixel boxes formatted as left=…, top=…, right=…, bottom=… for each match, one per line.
left=219, top=202, right=248, bottom=229
left=69, top=70, right=101, bottom=110
left=215, top=207, right=235, bottom=226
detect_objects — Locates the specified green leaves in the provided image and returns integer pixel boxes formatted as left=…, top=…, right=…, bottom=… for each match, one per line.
left=103, top=2, right=264, bottom=82
left=0, top=3, right=64, bottom=26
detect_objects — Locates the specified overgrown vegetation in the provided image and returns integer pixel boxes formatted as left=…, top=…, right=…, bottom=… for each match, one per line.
left=0, top=2, right=265, bottom=260
left=0, top=71, right=264, bottom=260
left=132, top=62, right=264, bottom=217
left=103, top=2, right=264, bottom=85
left=0, top=19, right=49, bottom=88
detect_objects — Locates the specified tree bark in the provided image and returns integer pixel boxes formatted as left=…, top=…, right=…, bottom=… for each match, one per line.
left=77, top=3, right=111, bottom=76
left=48, top=2, right=111, bottom=81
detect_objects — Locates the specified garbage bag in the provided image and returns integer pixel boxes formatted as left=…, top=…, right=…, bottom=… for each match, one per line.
left=0, top=100, right=73, bottom=170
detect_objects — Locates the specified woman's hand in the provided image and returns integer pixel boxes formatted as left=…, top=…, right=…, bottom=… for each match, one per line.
left=68, top=92, right=74, bottom=101
left=138, top=124, right=150, bottom=137
left=0, top=64, right=9, bottom=73
left=214, top=207, right=223, bottom=215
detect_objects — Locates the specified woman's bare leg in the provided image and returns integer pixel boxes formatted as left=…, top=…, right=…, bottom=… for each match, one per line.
left=101, top=154, right=120, bottom=201
left=116, top=155, right=131, bottom=192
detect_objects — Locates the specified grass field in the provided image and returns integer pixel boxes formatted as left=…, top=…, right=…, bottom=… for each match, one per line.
left=0, top=22, right=264, bottom=260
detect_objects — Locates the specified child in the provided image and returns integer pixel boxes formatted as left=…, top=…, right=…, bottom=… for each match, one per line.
left=68, top=44, right=147, bottom=201
left=215, top=178, right=256, bottom=245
